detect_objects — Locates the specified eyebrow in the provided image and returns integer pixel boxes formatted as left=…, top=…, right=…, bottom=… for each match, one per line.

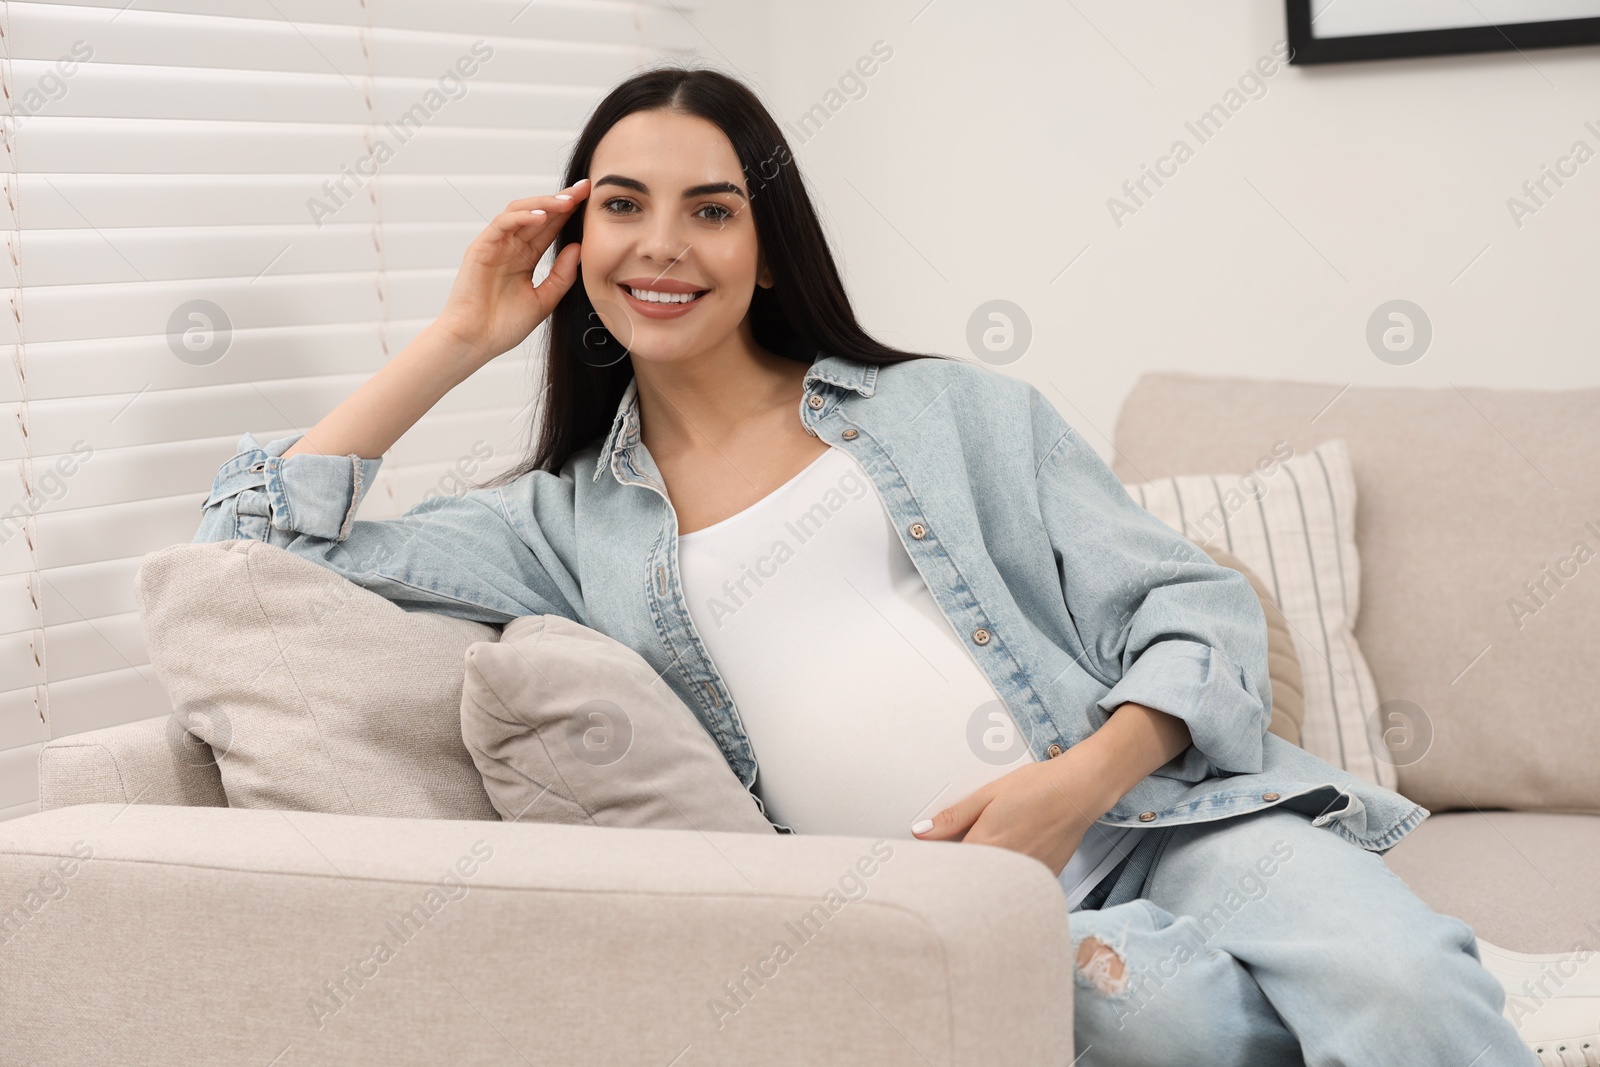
left=593, top=174, right=748, bottom=201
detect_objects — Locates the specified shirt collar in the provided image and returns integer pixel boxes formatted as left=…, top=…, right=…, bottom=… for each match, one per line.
left=593, top=375, right=641, bottom=483
left=591, top=350, right=878, bottom=483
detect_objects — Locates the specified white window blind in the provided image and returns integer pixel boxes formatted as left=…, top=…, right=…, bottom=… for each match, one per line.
left=0, top=0, right=698, bottom=821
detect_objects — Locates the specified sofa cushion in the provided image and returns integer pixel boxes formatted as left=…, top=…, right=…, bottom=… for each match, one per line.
left=136, top=540, right=500, bottom=820
left=1126, top=441, right=1388, bottom=787
left=459, top=614, right=774, bottom=833
left=1381, top=811, right=1600, bottom=954
left=1194, top=542, right=1306, bottom=748
left=1112, top=373, right=1600, bottom=814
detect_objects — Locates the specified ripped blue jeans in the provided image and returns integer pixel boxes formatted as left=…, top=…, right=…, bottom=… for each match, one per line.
left=1067, top=805, right=1536, bottom=1067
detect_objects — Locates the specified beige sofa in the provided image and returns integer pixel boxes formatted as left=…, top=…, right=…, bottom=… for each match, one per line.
left=4, top=371, right=1596, bottom=1065
left=1108, top=372, right=1600, bottom=960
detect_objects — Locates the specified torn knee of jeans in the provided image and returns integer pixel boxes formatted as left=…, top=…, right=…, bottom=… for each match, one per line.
left=1075, top=936, right=1130, bottom=995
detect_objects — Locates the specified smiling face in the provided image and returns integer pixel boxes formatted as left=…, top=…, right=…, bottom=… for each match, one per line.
left=579, top=108, right=773, bottom=366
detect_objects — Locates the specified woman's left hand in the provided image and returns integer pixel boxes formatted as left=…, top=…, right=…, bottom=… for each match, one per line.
left=911, top=747, right=1112, bottom=877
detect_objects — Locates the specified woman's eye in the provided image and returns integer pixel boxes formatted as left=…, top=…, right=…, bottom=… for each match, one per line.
left=699, top=203, right=733, bottom=223
left=601, top=197, right=637, bottom=215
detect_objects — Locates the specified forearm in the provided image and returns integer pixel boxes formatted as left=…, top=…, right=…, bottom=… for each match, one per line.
left=1065, top=701, right=1194, bottom=819
left=281, top=323, right=482, bottom=461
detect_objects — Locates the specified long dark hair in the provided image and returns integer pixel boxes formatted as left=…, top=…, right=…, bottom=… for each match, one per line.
left=474, top=63, right=949, bottom=489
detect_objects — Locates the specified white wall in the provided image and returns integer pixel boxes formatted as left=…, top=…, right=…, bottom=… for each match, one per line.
left=681, top=0, right=1600, bottom=460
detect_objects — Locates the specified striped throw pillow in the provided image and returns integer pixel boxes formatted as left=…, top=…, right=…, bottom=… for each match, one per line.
left=1122, top=439, right=1396, bottom=790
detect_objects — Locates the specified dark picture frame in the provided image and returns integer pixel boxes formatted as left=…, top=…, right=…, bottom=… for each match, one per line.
left=1285, top=0, right=1600, bottom=64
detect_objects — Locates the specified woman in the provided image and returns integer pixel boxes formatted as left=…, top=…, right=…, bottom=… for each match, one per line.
left=195, top=66, right=1534, bottom=1066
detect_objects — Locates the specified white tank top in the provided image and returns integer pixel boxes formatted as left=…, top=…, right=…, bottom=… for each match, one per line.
left=676, top=445, right=1142, bottom=908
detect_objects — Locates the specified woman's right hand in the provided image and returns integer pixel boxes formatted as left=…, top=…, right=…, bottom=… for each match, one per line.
left=430, top=177, right=591, bottom=370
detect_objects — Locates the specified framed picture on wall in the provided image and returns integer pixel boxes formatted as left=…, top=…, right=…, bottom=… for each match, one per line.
left=1286, top=0, right=1600, bottom=63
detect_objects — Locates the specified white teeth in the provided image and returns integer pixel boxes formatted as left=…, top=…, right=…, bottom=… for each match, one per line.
left=626, top=286, right=703, bottom=304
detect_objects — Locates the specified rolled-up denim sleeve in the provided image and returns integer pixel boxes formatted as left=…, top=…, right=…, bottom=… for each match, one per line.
left=195, top=432, right=382, bottom=544
left=194, top=431, right=583, bottom=626
left=1029, top=388, right=1271, bottom=780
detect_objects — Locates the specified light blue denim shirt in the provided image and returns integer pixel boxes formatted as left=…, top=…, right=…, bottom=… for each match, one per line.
left=194, top=351, right=1428, bottom=852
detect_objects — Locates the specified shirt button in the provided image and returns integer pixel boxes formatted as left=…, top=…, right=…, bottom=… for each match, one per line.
left=841, top=428, right=859, bottom=440
left=908, top=522, right=926, bottom=539
left=1047, top=743, right=1064, bottom=758
left=1138, top=811, right=1157, bottom=822
left=806, top=394, right=824, bottom=410
left=971, top=627, right=991, bottom=645
left=1262, top=792, right=1280, bottom=801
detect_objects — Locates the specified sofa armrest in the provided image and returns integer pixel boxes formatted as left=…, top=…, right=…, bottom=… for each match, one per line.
left=38, top=715, right=226, bottom=811
left=0, top=804, right=1075, bottom=1067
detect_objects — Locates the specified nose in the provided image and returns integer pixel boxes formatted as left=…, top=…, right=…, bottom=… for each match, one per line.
left=635, top=212, right=692, bottom=268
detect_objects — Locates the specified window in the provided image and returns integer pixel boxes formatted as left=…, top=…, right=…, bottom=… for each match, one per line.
left=0, top=0, right=696, bottom=821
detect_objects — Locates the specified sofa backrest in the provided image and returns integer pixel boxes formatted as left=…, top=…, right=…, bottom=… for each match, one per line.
left=1110, top=372, right=1600, bottom=815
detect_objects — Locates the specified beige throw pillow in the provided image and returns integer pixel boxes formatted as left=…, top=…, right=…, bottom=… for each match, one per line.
left=459, top=615, right=774, bottom=833
left=137, top=540, right=500, bottom=819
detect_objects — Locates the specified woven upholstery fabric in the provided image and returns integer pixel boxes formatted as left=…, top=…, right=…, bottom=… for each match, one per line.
left=460, top=614, right=775, bottom=833
left=136, top=540, right=500, bottom=819
left=0, top=803, right=1075, bottom=1066
left=1382, top=811, right=1600, bottom=953
left=39, top=715, right=227, bottom=811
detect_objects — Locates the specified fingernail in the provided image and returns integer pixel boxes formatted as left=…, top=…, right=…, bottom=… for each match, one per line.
left=911, top=819, right=933, bottom=835
left=554, top=194, right=572, bottom=201
left=528, top=209, right=545, bottom=216
left=573, top=177, right=590, bottom=186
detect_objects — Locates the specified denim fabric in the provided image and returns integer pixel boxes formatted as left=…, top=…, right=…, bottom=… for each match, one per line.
left=194, top=350, right=1428, bottom=848
left=1065, top=806, right=1536, bottom=1066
